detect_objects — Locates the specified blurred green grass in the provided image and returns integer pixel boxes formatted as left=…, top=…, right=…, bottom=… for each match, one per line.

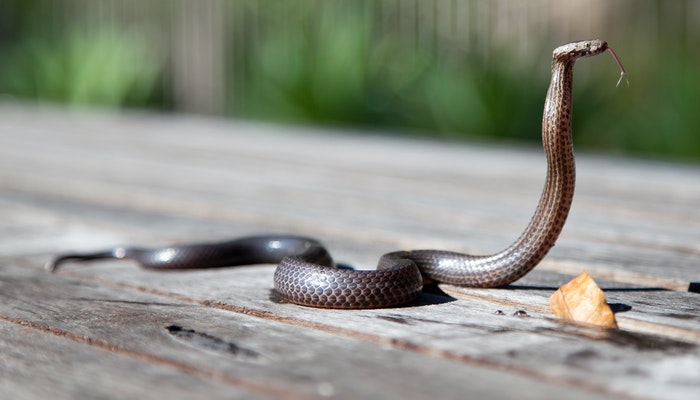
left=1, top=28, right=162, bottom=107
left=237, top=8, right=545, bottom=143
left=1, top=1, right=698, bottom=162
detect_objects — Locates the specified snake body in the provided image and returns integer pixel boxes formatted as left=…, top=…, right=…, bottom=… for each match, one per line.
left=48, top=40, right=622, bottom=309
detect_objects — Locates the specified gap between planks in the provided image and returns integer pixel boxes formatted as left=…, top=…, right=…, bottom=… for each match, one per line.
left=2, top=181, right=695, bottom=294
left=0, top=272, right=633, bottom=400
left=0, top=315, right=313, bottom=400
left=48, top=265, right=700, bottom=358
left=2, top=263, right=639, bottom=400
left=440, top=284, right=700, bottom=344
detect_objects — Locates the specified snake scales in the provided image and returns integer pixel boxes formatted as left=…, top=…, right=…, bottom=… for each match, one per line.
left=48, top=40, right=625, bottom=309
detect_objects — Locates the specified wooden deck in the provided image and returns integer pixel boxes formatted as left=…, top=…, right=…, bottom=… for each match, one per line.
left=1, top=104, right=698, bottom=399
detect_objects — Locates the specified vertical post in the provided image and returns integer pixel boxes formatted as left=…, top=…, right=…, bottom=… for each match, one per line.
left=171, top=0, right=225, bottom=115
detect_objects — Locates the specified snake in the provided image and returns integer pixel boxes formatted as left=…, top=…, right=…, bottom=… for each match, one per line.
left=47, top=39, right=626, bottom=309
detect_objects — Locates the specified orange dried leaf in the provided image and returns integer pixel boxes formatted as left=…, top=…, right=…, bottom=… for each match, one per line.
left=549, top=271, right=618, bottom=329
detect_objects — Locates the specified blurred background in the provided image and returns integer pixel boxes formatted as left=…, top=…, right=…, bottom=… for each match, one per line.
left=0, top=0, right=698, bottom=161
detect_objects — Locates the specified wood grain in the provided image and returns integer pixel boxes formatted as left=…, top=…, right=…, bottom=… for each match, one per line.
left=1, top=105, right=698, bottom=399
left=1, top=264, right=618, bottom=400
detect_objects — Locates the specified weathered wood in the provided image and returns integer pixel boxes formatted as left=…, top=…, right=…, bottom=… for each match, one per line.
left=1, top=105, right=699, bottom=399
left=0, top=264, right=617, bottom=400
left=38, top=261, right=700, bottom=395
left=0, top=320, right=268, bottom=400
left=1, top=106, right=698, bottom=286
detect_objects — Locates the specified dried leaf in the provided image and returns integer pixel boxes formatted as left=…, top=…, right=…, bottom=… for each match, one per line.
left=549, top=271, right=617, bottom=329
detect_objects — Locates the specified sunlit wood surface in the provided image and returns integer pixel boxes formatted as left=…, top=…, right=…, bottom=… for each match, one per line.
left=1, top=105, right=698, bottom=399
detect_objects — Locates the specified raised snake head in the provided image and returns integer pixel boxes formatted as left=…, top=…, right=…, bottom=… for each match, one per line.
left=553, top=39, right=608, bottom=61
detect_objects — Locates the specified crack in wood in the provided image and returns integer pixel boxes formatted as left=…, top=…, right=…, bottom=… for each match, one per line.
left=72, top=297, right=187, bottom=307
left=603, top=328, right=696, bottom=352
left=198, top=298, right=697, bottom=399
left=440, top=284, right=700, bottom=344
left=0, top=314, right=313, bottom=400
left=538, top=260, right=696, bottom=293
left=166, top=325, right=261, bottom=360
left=374, top=313, right=507, bottom=331
left=42, top=271, right=692, bottom=399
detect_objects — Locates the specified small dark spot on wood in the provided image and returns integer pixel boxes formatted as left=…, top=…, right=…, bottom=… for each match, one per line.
left=494, top=310, right=506, bottom=315
left=167, top=325, right=185, bottom=334
left=567, top=348, right=599, bottom=361
left=376, top=315, right=412, bottom=325
left=563, top=348, right=602, bottom=368
left=513, top=310, right=529, bottom=317
left=166, top=325, right=260, bottom=359
left=624, top=366, right=650, bottom=377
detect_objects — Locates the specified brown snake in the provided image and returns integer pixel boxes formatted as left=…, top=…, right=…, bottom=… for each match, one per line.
left=48, top=40, right=626, bottom=309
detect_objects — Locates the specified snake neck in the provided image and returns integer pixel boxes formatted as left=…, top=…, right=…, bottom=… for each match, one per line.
left=410, top=58, right=581, bottom=286
left=500, top=59, right=576, bottom=270
left=451, top=58, right=578, bottom=287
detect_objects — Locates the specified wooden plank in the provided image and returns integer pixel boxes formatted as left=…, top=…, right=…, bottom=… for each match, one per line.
left=1, top=105, right=698, bottom=288
left=1, top=105, right=700, bottom=399
left=441, top=279, right=700, bottom=341
left=2, top=194, right=697, bottom=398
left=0, top=321, right=269, bottom=400
left=0, top=264, right=619, bottom=400
left=6, top=253, right=699, bottom=400
left=3, top=190, right=698, bottom=342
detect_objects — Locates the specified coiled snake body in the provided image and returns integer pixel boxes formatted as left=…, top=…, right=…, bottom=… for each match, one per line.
left=48, top=40, right=625, bottom=309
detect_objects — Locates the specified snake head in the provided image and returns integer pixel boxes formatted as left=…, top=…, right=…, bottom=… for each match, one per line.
left=553, top=39, right=608, bottom=61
